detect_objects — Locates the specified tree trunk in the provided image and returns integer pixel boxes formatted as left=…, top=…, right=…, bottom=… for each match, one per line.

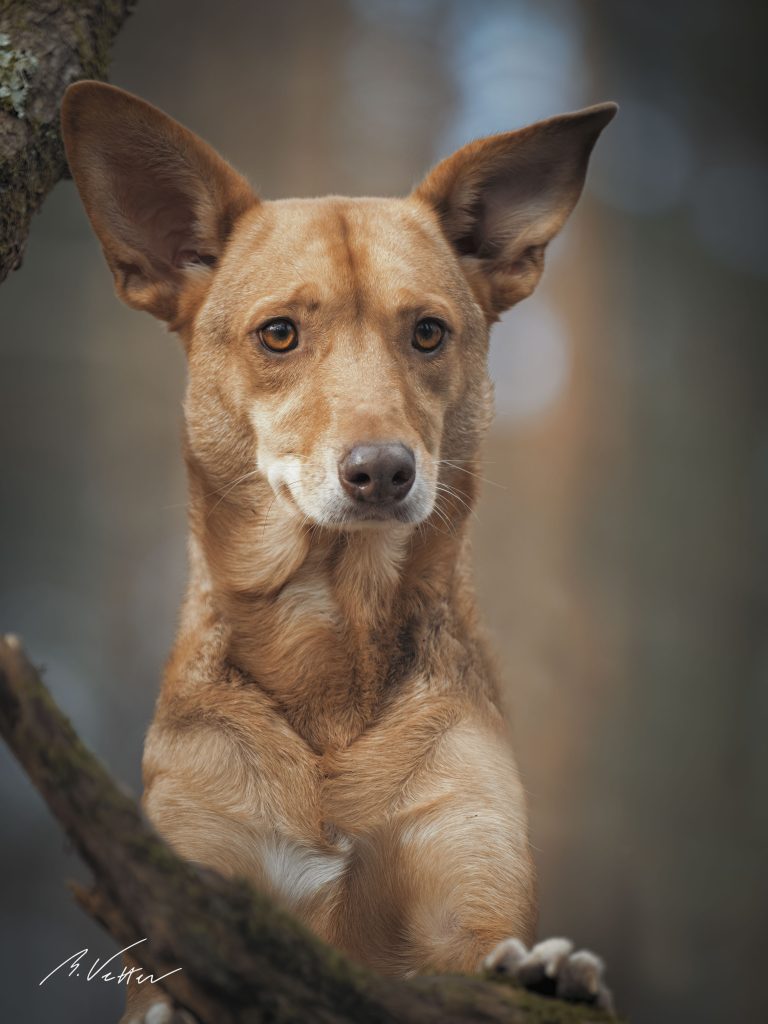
left=0, top=0, right=136, bottom=282
left=0, top=634, right=616, bottom=1023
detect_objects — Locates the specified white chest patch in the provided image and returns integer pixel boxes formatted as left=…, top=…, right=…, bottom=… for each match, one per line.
left=259, top=833, right=349, bottom=907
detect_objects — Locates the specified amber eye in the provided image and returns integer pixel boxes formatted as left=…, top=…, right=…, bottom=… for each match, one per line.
left=258, top=318, right=298, bottom=353
left=413, top=318, right=446, bottom=353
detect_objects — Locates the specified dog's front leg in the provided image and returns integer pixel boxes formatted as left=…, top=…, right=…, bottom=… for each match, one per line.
left=348, top=795, right=612, bottom=1012
left=340, top=793, right=536, bottom=975
left=331, top=716, right=613, bottom=1011
left=395, top=791, right=612, bottom=1012
left=117, top=691, right=324, bottom=1023
left=328, top=715, right=538, bottom=974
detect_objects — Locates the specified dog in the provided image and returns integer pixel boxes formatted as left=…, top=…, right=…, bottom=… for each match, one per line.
left=61, top=81, right=616, bottom=1023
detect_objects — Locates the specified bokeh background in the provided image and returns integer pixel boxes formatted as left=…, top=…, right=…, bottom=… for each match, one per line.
left=2, top=2, right=766, bottom=1022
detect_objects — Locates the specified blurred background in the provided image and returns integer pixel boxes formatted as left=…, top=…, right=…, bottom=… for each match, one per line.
left=1, top=1, right=766, bottom=1022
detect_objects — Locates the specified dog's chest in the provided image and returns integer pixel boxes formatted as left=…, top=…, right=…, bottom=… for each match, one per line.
left=240, top=680, right=434, bottom=910
left=253, top=753, right=384, bottom=910
left=256, top=830, right=351, bottom=908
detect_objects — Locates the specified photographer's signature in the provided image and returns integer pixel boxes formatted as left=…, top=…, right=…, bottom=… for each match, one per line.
left=39, top=938, right=182, bottom=987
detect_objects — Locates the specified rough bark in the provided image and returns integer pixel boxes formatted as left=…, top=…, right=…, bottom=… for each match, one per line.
left=0, top=0, right=136, bottom=283
left=0, top=634, right=617, bottom=1023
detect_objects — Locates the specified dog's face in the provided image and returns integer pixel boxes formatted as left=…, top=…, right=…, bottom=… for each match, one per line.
left=62, top=83, right=614, bottom=530
left=188, top=195, right=489, bottom=527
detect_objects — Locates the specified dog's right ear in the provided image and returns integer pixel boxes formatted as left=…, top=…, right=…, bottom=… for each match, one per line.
left=61, top=81, right=258, bottom=326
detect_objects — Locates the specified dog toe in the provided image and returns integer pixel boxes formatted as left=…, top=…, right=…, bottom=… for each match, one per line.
left=481, top=936, right=528, bottom=975
left=558, top=948, right=614, bottom=1013
left=483, top=936, right=614, bottom=1016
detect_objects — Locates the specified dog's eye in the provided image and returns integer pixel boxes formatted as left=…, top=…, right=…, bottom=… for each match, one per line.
left=412, top=318, right=445, bottom=353
left=259, top=318, right=298, bottom=353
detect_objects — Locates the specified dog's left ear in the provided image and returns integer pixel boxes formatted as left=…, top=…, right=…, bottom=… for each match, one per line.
left=413, top=103, right=617, bottom=319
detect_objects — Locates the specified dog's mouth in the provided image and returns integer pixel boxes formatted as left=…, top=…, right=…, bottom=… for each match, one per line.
left=333, top=497, right=427, bottom=527
left=287, top=490, right=433, bottom=530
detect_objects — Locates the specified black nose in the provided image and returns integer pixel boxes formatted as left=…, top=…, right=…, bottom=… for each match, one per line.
left=339, top=443, right=416, bottom=503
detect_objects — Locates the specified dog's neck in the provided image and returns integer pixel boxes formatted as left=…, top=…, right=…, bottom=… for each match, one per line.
left=174, top=458, right=476, bottom=751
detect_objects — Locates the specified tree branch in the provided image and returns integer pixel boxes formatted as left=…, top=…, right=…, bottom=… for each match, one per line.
left=0, top=633, right=616, bottom=1023
left=0, top=0, right=137, bottom=283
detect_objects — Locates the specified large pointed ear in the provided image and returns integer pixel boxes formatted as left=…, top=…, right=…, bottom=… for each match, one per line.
left=413, top=103, right=617, bottom=319
left=61, top=81, right=258, bottom=326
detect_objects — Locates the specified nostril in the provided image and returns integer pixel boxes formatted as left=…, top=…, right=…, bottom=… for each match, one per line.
left=350, top=471, right=371, bottom=487
left=392, top=468, right=412, bottom=486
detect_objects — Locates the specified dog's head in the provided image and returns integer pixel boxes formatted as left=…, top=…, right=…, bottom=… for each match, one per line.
left=62, top=83, right=614, bottom=530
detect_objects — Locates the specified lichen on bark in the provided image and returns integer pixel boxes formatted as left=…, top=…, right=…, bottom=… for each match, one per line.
left=0, top=32, right=39, bottom=116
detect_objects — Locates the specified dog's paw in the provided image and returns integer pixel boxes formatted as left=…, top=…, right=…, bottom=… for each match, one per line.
left=482, top=936, right=614, bottom=1015
left=122, top=999, right=199, bottom=1024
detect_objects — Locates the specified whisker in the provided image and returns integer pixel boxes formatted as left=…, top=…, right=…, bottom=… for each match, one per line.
left=434, top=482, right=479, bottom=522
left=260, top=494, right=278, bottom=542
left=205, top=452, right=313, bottom=519
left=251, top=471, right=305, bottom=540
left=436, top=459, right=507, bottom=490
left=206, top=468, right=263, bottom=519
left=428, top=498, right=455, bottom=536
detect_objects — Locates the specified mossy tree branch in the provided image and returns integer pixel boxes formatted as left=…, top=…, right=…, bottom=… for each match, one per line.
left=0, top=0, right=137, bottom=283
left=0, top=634, right=617, bottom=1023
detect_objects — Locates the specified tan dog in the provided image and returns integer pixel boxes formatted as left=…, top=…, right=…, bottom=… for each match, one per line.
left=61, top=81, right=616, bottom=1023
